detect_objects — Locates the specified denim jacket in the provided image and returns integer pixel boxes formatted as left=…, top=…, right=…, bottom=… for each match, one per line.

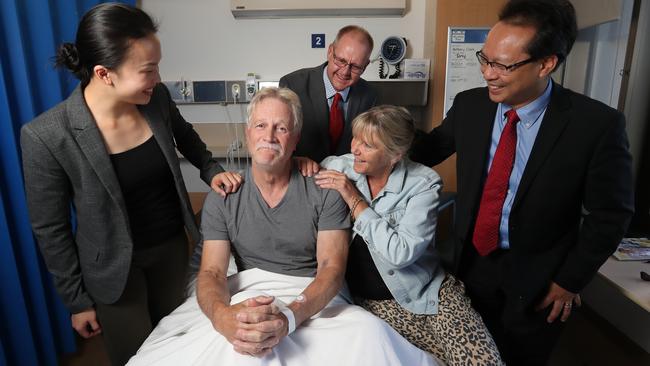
left=322, top=154, right=446, bottom=314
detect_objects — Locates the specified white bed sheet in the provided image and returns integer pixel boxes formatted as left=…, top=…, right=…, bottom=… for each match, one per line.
left=128, top=268, right=443, bottom=366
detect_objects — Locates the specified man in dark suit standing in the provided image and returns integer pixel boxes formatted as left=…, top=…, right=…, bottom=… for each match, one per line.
left=280, top=25, right=377, bottom=163
left=411, top=0, right=634, bottom=364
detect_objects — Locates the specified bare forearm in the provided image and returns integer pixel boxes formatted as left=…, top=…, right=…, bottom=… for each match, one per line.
left=197, top=269, right=231, bottom=324
left=288, top=262, right=345, bottom=326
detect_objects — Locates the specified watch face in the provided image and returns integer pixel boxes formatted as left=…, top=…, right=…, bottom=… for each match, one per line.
left=381, top=36, right=406, bottom=64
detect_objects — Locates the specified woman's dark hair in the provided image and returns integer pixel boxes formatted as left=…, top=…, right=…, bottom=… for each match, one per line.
left=54, top=3, right=158, bottom=87
left=499, top=0, right=577, bottom=71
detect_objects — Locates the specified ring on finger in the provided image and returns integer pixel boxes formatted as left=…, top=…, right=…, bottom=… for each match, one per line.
left=564, top=302, right=572, bottom=308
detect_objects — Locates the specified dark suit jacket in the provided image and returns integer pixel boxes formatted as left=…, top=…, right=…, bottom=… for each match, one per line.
left=280, top=62, right=377, bottom=162
left=21, top=83, right=223, bottom=313
left=411, top=83, right=634, bottom=309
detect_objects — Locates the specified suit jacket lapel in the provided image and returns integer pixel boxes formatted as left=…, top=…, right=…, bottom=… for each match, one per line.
left=513, top=82, right=571, bottom=210
left=342, top=82, right=366, bottom=150
left=308, top=63, right=331, bottom=149
left=138, top=97, right=181, bottom=179
left=347, top=83, right=362, bottom=121
left=67, top=86, right=128, bottom=217
left=467, top=91, right=498, bottom=200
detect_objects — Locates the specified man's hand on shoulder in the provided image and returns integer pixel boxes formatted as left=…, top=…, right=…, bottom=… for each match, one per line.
left=211, top=171, right=243, bottom=197
left=294, top=156, right=320, bottom=177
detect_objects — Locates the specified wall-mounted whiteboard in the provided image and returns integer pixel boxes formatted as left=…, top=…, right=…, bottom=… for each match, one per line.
left=443, top=27, right=489, bottom=117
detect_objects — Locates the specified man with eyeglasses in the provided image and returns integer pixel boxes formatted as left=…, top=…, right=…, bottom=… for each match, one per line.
left=411, top=0, right=633, bottom=364
left=280, top=25, right=377, bottom=163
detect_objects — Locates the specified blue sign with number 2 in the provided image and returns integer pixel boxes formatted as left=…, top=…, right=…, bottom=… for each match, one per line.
left=312, top=34, right=325, bottom=48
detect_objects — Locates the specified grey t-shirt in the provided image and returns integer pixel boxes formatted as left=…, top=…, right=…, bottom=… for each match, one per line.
left=200, top=167, right=350, bottom=277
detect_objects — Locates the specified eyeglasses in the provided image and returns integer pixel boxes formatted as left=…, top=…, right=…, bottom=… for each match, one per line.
left=476, top=51, right=536, bottom=74
left=331, top=50, right=367, bottom=75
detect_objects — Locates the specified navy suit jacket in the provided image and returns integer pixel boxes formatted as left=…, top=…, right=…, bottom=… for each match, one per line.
left=411, top=82, right=634, bottom=309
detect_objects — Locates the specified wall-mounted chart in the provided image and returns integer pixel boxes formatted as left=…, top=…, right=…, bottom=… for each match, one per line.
left=444, top=27, right=489, bottom=117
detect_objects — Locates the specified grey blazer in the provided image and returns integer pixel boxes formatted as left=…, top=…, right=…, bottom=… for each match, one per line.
left=280, top=63, right=377, bottom=162
left=21, top=83, right=223, bottom=313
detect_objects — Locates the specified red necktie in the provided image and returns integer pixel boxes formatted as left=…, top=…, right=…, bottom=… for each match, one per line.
left=472, top=109, right=520, bottom=256
left=329, top=93, right=344, bottom=153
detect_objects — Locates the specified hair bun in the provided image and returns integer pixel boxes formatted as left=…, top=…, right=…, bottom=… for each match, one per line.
left=55, top=43, right=81, bottom=72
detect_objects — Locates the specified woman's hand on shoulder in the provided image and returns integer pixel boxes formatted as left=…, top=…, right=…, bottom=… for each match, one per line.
left=294, top=156, right=320, bottom=177
left=211, top=171, right=244, bottom=197
left=314, top=170, right=361, bottom=205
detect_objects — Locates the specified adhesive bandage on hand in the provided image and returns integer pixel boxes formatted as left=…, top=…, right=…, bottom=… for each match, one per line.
left=295, top=294, right=306, bottom=303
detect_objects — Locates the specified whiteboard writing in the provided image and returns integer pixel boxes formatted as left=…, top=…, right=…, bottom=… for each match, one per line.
left=444, top=28, right=490, bottom=117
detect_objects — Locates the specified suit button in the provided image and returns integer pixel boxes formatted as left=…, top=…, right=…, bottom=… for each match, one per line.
left=429, top=300, right=436, bottom=305
left=388, top=270, right=395, bottom=275
left=405, top=298, right=412, bottom=303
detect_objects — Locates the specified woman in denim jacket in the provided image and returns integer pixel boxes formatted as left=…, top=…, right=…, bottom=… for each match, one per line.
left=305, top=105, right=502, bottom=365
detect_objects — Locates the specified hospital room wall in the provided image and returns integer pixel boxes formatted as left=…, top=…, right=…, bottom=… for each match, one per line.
left=138, top=0, right=433, bottom=191
left=139, top=0, right=649, bottom=204
left=139, top=0, right=427, bottom=96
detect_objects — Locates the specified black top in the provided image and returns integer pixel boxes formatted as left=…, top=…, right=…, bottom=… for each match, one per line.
left=346, top=234, right=393, bottom=300
left=110, top=136, right=183, bottom=248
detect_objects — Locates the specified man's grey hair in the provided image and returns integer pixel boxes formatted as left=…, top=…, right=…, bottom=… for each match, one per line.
left=246, top=87, right=303, bottom=134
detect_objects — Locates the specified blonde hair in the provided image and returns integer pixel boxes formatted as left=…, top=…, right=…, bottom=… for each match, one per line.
left=352, top=105, right=415, bottom=159
left=246, top=87, right=303, bottom=133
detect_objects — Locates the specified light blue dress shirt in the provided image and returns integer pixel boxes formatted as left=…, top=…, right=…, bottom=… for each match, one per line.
left=486, top=80, right=552, bottom=249
left=323, top=67, right=350, bottom=118
left=321, top=154, right=446, bottom=314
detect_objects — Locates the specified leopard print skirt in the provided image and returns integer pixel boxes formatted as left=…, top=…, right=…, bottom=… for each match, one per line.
left=357, top=275, right=503, bottom=366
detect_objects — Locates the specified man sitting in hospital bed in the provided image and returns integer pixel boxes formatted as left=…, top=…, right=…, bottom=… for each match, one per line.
left=127, top=87, right=442, bottom=365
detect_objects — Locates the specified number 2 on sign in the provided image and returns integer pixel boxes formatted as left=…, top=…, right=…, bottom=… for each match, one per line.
left=312, top=34, right=325, bottom=48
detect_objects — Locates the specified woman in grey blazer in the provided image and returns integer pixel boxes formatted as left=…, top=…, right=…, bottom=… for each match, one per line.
left=20, top=4, right=240, bottom=365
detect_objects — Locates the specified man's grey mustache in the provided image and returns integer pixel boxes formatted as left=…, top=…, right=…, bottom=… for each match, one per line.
left=255, top=142, right=282, bottom=152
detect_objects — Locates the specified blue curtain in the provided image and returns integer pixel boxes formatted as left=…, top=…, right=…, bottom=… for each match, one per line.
left=0, top=1, right=134, bottom=365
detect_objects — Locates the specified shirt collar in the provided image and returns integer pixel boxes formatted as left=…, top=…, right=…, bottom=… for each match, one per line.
left=501, top=79, right=552, bottom=129
left=380, top=159, right=407, bottom=195
left=323, top=65, right=350, bottom=102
